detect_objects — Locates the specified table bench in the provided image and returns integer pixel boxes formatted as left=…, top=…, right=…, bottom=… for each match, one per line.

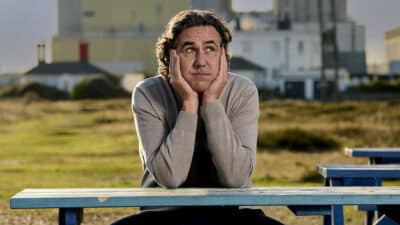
left=10, top=187, right=400, bottom=225
left=317, top=164, right=400, bottom=225
left=344, top=148, right=400, bottom=164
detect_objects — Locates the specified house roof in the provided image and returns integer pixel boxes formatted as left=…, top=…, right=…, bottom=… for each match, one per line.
left=230, top=56, right=265, bottom=71
left=25, top=62, right=110, bottom=75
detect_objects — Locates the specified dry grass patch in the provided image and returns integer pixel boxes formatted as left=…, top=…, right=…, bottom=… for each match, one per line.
left=1, top=98, right=400, bottom=225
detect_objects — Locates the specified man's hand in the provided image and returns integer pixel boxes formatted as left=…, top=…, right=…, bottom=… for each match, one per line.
left=202, top=47, right=228, bottom=105
left=169, top=50, right=199, bottom=113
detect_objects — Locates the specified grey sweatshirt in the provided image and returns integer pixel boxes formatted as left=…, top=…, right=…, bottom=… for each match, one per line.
left=131, top=73, right=259, bottom=190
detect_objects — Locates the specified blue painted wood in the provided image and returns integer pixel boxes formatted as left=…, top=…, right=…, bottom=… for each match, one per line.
left=318, top=164, right=400, bottom=178
left=10, top=187, right=400, bottom=209
left=318, top=164, right=400, bottom=225
left=324, top=179, right=344, bottom=225
left=345, top=148, right=400, bottom=158
left=374, top=215, right=399, bottom=225
left=358, top=204, right=376, bottom=211
left=341, top=178, right=377, bottom=186
left=332, top=205, right=344, bottom=225
left=59, top=208, right=82, bottom=225
left=65, top=210, right=78, bottom=225
left=288, top=205, right=331, bottom=216
left=345, top=148, right=400, bottom=164
left=343, top=148, right=399, bottom=224
left=10, top=187, right=400, bottom=225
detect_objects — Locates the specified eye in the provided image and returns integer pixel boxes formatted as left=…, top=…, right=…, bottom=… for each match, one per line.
left=184, top=47, right=195, bottom=54
left=205, top=46, right=216, bottom=53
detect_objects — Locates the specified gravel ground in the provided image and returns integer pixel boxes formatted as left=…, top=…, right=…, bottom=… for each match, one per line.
left=1, top=211, right=127, bottom=225
left=1, top=207, right=328, bottom=225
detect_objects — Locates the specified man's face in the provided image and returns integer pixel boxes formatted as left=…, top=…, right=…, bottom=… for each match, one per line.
left=175, top=25, right=222, bottom=93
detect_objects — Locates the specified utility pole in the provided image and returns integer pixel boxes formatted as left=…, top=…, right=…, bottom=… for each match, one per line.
left=331, top=0, right=340, bottom=102
left=318, top=0, right=326, bottom=101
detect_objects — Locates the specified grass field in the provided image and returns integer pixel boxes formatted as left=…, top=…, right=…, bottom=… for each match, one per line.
left=1, top=98, right=400, bottom=225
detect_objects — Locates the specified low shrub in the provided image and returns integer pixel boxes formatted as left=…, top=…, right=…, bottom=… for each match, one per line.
left=0, top=83, right=68, bottom=100
left=346, top=80, right=400, bottom=93
left=300, top=170, right=323, bottom=183
left=258, top=88, right=282, bottom=101
left=258, top=128, right=341, bottom=152
left=71, top=76, right=130, bottom=100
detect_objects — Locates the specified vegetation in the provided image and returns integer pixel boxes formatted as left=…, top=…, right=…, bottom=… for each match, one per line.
left=0, top=82, right=68, bottom=100
left=0, top=74, right=129, bottom=101
left=1, top=98, right=400, bottom=225
left=258, top=128, right=340, bottom=152
left=346, top=80, right=400, bottom=93
left=257, top=88, right=282, bottom=101
left=71, top=76, right=130, bottom=100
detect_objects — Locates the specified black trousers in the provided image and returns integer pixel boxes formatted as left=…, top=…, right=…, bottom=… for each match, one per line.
left=111, top=207, right=285, bottom=225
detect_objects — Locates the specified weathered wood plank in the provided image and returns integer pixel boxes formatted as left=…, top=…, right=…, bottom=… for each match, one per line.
left=318, top=164, right=400, bottom=178
left=10, top=187, right=400, bottom=209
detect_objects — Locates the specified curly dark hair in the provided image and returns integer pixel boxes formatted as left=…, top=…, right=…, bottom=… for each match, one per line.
left=155, top=10, right=232, bottom=76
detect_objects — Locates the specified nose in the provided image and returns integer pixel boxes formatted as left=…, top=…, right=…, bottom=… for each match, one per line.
left=193, top=50, right=206, bottom=68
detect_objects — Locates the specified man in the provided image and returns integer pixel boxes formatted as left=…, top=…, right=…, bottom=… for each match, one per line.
left=112, top=9, right=284, bottom=225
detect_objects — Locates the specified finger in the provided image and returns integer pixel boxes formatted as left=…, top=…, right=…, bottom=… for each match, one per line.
left=217, top=47, right=223, bottom=76
left=169, top=50, right=174, bottom=76
left=218, top=47, right=227, bottom=80
left=171, top=50, right=183, bottom=79
left=174, top=50, right=183, bottom=79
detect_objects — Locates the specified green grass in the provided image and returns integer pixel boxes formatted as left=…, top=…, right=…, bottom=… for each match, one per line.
left=0, top=99, right=140, bottom=208
left=1, top=98, right=400, bottom=225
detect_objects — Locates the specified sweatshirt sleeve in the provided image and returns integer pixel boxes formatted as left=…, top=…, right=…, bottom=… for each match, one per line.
left=200, top=83, right=259, bottom=188
left=132, top=86, right=198, bottom=188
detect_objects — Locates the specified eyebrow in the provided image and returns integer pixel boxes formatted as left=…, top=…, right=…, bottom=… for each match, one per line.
left=180, top=40, right=218, bottom=49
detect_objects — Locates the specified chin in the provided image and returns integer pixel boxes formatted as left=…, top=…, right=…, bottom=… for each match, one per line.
left=191, top=83, right=210, bottom=93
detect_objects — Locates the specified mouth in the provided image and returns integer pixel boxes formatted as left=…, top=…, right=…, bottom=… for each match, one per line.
left=192, top=72, right=211, bottom=76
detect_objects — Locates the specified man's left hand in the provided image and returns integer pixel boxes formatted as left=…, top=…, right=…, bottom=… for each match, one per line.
left=202, top=47, right=228, bottom=105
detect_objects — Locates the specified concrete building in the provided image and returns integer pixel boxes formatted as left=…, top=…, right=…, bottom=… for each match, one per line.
left=51, top=0, right=367, bottom=100
left=322, top=21, right=366, bottom=74
left=279, top=69, right=347, bottom=100
left=231, top=29, right=321, bottom=75
left=389, top=61, right=400, bottom=74
left=272, top=0, right=365, bottom=74
left=192, top=0, right=233, bottom=20
left=385, top=27, right=400, bottom=73
left=230, top=29, right=353, bottom=100
left=54, top=0, right=191, bottom=75
left=273, top=0, right=347, bottom=23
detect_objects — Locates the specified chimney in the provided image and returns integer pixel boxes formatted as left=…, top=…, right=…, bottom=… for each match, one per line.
left=37, top=42, right=46, bottom=64
left=79, top=42, right=89, bottom=62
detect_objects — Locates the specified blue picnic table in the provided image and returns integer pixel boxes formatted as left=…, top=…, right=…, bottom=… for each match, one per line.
left=317, top=164, right=400, bottom=225
left=344, top=147, right=400, bottom=164
left=10, top=187, right=400, bottom=225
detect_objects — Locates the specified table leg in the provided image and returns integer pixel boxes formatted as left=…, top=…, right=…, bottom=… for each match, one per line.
left=328, top=179, right=345, bottom=225
left=332, top=205, right=344, bottom=225
left=59, top=208, right=83, bottom=225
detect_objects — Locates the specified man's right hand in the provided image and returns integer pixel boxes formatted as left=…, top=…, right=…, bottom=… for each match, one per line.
left=169, top=50, right=199, bottom=113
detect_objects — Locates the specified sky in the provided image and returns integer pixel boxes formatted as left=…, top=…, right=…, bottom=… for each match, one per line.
left=0, top=0, right=399, bottom=73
